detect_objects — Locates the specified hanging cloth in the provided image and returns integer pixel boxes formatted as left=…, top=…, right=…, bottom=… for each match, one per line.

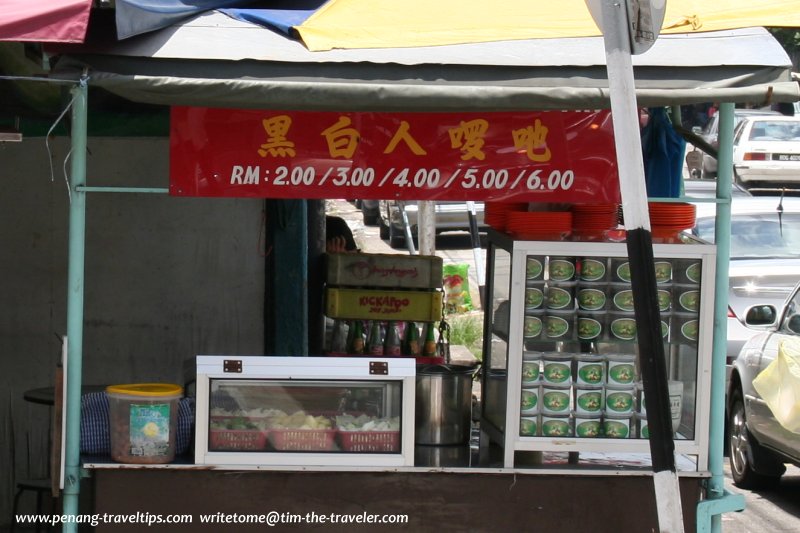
left=641, top=107, right=686, bottom=198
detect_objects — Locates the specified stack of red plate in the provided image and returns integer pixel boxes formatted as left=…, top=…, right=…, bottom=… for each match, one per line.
left=570, top=203, right=620, bottom=238
left=505, top=211, right=572, bottom=240
left=485, top=201, right=528, bottom=231
left=648, top=202, right=696, bottom=238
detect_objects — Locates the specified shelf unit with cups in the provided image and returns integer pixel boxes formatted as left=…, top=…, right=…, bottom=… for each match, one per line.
left=479, top=229, right=716, bottom=470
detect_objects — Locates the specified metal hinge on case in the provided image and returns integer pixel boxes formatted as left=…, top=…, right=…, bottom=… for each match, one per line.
left=223, top=359, right=242, bottom=373
left=369, top=361, right=388, bottom=375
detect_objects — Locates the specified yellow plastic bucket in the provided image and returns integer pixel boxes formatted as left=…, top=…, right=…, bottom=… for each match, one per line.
left=106, top=383, right=183, bottom=464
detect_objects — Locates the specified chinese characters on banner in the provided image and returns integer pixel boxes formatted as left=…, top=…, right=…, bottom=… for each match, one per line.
left=169, top=107, right=620, bottom=203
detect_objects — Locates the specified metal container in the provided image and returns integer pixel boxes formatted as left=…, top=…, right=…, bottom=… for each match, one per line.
left=415, top=364, right=478, bottom=445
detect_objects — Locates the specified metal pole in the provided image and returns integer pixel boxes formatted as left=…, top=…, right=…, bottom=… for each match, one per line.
left=61, top=76, right=88, bottom=533
left=466, top=201, right=485, bottom=306
left=704, top=102, right=740, bottom=532
left=597, top=2, right=683, bottom=531
left=397, top=201, right=416, bottom=254
left=418, top=200, right=436, bottom=256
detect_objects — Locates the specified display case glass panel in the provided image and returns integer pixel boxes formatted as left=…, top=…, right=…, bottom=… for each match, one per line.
left=479, top=233, right=715, bottom=470
left=208, top=379, right=402, bottom=453
left=194, top=356, right=415, bottom=467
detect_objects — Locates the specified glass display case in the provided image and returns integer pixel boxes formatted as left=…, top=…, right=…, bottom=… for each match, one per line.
left=195, top=356, right=415, bottom=467
left=480, top=230, right=716, bottom=470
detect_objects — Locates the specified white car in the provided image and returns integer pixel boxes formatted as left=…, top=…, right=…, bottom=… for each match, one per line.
left=378, top=200, right=486, bottom=248
left=727, top=281, right=800, bottom=488
left=732, top=115, right=800, bottom=190
left=694, top=109, right=780, bottom=179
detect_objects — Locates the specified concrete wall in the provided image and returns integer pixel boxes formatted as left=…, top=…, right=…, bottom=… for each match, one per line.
left=0, top=137, right=265, bottom=523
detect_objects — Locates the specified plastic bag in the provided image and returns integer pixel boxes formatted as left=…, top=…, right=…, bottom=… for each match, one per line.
left=443, top=264, right=473, bottom=314
left=752, top=338, right=800, bottom=434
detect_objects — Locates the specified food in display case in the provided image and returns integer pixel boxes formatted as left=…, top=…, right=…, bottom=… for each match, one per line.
left=195, top=356, right=415, bottom=466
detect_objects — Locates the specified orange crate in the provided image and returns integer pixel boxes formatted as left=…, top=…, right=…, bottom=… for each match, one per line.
left=209, top=429, right=268, bottom=451
left=269, top=429, right=337, bottom=451
left=338, top=431, right=400, bottom=452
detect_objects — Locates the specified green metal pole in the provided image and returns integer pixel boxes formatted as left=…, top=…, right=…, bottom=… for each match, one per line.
left=696, top=102, right=745, bottom=533
left=61, top=77, right=88, bottom=532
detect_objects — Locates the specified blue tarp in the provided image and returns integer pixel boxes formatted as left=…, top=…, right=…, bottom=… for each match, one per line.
left=222, top=1, right=326, bottom=35
left=116, top=0, right=326, bottom=40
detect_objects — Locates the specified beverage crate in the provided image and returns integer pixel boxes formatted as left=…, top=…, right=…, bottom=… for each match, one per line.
left=325, top=287, right=443, bottom=321
left=326, top=252, right=443, bottom=289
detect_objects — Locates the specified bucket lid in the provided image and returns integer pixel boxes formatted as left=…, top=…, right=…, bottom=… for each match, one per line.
left=106, top=383, right=183, bottom=397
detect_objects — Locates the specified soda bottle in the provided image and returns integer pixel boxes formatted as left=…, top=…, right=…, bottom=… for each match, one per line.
left=367, top=320, right=385, bottom=356
left=350, top=320, right=365, bottom=355
left=384, top=321, right=402, bottom=356
left=330, top=319, right=348, bottom=354
left=402, top=321, right=421, bottom=357
left=422, top=322, right=437, bottom=357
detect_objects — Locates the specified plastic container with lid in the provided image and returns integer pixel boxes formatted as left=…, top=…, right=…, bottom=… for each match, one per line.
left=548, top=256, right=577, bottom=282
left=541, top=352, right=573, bottom=385
left=576, top=311, right=605, bottom=341
left=575, top=354, right=605, bottom=385
left=576, top=283, right=608, bottom=311
left=541, top=384, right=572, bottom=415
left=106, top=383, right=183, bottom=464
left=603, top=412, right=633, bottom=438
left=606, top=353, right=636, bottom=385
left=574, top=385, right=604, bottom=415
left=579, top=258, right=608, bottom=282
left=543, top=310, right=574, bottom=340
left=573, top=413, right=603, bottom=438
left=546, top=282, right=576, bottom=310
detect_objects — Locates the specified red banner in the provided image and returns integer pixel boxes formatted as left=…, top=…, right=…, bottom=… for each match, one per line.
left=169, top=107, right=620, bottom=203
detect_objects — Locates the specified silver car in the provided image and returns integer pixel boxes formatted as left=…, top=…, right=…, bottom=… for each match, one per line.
left=378, top=200, right=486, bottom=248
left=691, top=195, right=800, bottom=378
left=727, top=281, right=800, bottom=488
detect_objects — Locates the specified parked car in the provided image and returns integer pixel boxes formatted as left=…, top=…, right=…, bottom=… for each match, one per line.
left=378, top=200, right=486, bottom=248
left=726, top=280, right=800, bottom=488
left=690, top=195, right=800, bottom=381
left=695, top=108, right=780, bottom=179
left=732, top=115, right=800, bottom=191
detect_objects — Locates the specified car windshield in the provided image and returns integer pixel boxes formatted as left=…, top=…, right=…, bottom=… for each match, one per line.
left=696, top=213, right=800, bottom=259
left=747, top=121, right=800, bottom=141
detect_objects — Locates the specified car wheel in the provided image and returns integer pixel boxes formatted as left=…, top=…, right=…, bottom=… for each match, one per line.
left=362, top=206, right=380, bottom=226
left=728, top=390, right=784, bottom=489
left=388, top=223, right=406, bottom=249
left=379, top=217, right=390, bottom=240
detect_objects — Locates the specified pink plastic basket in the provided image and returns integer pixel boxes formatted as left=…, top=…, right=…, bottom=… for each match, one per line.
left=209, top=429, right=268, bottom=451
left=269, top=429, right=337, bottom=451
left=338, top=431, right=400, bottom=452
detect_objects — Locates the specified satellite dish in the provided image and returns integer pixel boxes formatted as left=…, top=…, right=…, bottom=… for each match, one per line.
left=585, top=0, right=666, bottom=55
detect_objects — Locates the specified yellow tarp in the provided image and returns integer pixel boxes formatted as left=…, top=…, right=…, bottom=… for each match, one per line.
left=297, top=0, right=800, bottom=51
left=753, top=338, right=800, bottom=434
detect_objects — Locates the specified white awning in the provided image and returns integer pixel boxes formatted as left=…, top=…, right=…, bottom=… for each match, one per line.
left=54, top=12, right=799, bottom=111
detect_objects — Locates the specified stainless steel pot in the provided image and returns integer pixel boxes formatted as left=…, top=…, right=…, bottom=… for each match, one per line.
left=415, top=363, right=478, bottom=445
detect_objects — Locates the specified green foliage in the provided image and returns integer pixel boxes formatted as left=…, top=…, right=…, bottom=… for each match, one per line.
left=769, top=28, right=800, bottom=61
left=447, top=312, right=484, bottom=360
